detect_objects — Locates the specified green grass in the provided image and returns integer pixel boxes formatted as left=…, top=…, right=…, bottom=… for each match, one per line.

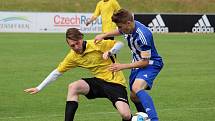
left=0, top=0, right=215, bottom=13
left=0, top=33, right=215, bottom=121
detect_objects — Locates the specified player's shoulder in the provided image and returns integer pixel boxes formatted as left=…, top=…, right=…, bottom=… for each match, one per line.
left=67, top=49, right=76, bottom=57
left=85, top=39, right=94, bottom=45
left=97, top=0, right=103, bottom=5
left=61, top=49, right=76, bottom=63
left=85, top=40, right=98, bottom=49
left=99, top=39, right=116, bottom=45
left=135, top=21, right=147, bottom=29
left=87, top=39, right=115, bottom=45
left=134, top=21, right=151, bottom=34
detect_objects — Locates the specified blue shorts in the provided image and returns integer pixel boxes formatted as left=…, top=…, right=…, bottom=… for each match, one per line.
left=129, top=65, right=163, bottom=90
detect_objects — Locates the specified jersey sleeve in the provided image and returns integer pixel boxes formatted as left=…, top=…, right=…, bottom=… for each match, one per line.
left=139, top=42, right=151, bottom=51
left=136, top=28, right=152, bottom=51
left=97, top=40, right=116, bottom=52
left=57, top=51, right=77, bottom=73
left=138, top=38, right=152, bottom=59
left=93, top=2, right=101, bottom=17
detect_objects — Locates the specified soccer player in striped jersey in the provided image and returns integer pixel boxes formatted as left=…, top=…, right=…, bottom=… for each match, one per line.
left=85, top=0, right=120, bottom=40
left=24, top=28, right=133, bottom=121
left=94, top=9, right=164, bottom=121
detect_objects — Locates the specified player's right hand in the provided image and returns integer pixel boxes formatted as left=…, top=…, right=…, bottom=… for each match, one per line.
left=24, top=88, right=39, bottom=94
left=94, top=34, right=105, bottom=44
left=85, top=21, right=91, bottom=26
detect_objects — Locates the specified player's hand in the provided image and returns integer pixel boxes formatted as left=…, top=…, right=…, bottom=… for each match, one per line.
left=85, top=21, right=91, bottom=26
left=24, top=88, right=39, bottom=94
left=94, top=34, right=105, bottom=44
left=109, top=63, right=125, bottom=72
left=103, top=51, right=111, bottom=60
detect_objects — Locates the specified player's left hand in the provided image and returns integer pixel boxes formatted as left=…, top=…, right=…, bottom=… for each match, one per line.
left=85, top=21, right=91, bottom=26
left=109, top=63, right=125, bottom=72
left=24, top=88, right=39, bottom=94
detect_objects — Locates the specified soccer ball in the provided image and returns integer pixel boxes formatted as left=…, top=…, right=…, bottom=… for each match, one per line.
left=132, top=112, right=150, bottom=121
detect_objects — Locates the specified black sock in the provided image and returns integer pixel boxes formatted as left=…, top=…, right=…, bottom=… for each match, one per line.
left=122, top=115, right=132, bottom=121
left=134, top=102, right=146, bottom=113
left=65, top=101, right=78, bottom=121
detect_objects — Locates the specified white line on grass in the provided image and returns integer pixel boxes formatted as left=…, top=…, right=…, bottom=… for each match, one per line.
left=1, top=107, right=215, bottom=120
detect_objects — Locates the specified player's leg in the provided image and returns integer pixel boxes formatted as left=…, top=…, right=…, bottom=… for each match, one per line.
left=65, top=79, right=90, bottom=121
left=130, top=91, right=145, bottom=113
left=115, top=101, right=132, bottom=121
left=130, top=66, right=162, bottom=121
left=104, top=82, right=132, bottom=121
left=132, top=79, right=158, bottom=121
left=129, top=69, right=146, bottom=113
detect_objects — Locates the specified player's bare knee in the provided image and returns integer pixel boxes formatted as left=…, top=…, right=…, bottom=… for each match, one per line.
left=132, top=79, right=148, bottom=93
left=68, top=82, right=79, bottom=92
left=132, top=85, right=141, bottom=93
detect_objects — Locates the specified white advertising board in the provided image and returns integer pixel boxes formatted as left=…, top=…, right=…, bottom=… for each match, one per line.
left=0, top=11, right=102, bottom=33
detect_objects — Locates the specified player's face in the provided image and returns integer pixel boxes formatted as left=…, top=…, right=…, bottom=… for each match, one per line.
left=67, top=39, right=83, bottom=54
left=117, top=21, right=133, bottom=34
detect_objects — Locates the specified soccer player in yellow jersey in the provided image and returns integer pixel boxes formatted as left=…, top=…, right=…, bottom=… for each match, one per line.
left=24, top=28, right=133, bottom=121
left=85, top=0, right=120, bottom=40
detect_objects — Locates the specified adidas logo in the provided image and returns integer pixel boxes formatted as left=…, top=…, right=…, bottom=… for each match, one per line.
left=192, top=15, right=214, bottom=33
left=148, top=14, right=169, bottom=33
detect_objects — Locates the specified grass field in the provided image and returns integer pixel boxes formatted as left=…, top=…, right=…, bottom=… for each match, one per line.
left=0, top=33, right=215, bottom=121
left=0, top=0, right=215, bottom=13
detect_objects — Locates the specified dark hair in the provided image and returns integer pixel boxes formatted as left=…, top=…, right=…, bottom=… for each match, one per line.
left=66, top=28, right=83, bottom=41
left=112, top=9, right=133, bottom=24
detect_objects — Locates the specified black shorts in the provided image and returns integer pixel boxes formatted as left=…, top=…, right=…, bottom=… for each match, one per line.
left=82, top=77, right=129, bottom=107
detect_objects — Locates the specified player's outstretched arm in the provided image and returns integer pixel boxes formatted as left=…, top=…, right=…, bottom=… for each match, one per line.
left=94, top=29, right=121, bottom=44
left=85, top=16, right=97, bottom=26
left=109, top=60, right=149, bottom=72
left=24, top=69, right=62, bottom=94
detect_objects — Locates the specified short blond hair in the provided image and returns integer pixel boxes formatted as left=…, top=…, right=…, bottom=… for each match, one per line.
left=112, top=9, right=133, bottom=24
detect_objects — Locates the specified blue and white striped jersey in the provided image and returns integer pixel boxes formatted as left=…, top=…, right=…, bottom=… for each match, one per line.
left=121, top=21, right=163, bottom=67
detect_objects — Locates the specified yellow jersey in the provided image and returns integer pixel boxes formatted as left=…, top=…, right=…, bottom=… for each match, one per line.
left=57, top=40, right=126, bottom=87
left=93, top=0, right=121, bottom=33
